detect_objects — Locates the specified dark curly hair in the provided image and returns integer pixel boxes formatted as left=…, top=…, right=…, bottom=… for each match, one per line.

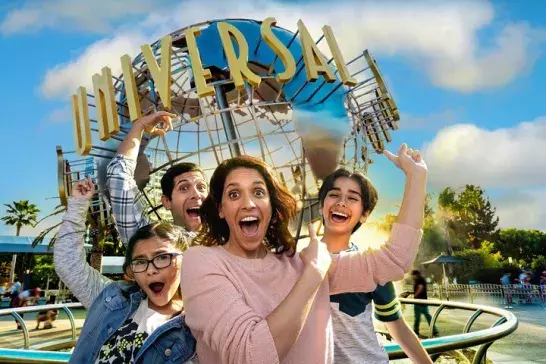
left=196, top=155, right=297, bottom=255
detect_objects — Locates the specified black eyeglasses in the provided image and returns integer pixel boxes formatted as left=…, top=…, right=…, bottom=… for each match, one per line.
left=129, top=253, right=182, bottom=273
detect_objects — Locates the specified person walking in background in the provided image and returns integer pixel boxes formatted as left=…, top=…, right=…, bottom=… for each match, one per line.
left=411, top=270, right=439, bottom=337
left=539, top=270, right=546, bottom=309
left=14, top=287, right=41, bottom=330
left=501, top=272, right=514, bottom=309
left=9, top=278, right=23, bottom=329
left=9, top=277, right=21, bottom=309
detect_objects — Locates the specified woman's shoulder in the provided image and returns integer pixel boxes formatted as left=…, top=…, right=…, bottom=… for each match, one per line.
left=184, top=245, right=223, bottom=261
left=182, top=245, right=229, bottom=272
left=183, top=246, right=303, bottom=272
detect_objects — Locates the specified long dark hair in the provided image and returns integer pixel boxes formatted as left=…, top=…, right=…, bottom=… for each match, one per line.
left=123, top=222, right=191, bottom=272
left=196, top=155, right=297, bottom=254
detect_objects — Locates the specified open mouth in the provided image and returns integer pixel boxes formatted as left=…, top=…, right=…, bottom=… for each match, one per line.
left=239, top=216, right=260, bottom=236
left=186, top=206, right=200, bottom=219
left=330, top=211, right=349, bottom=223
left=148, top=282, right=165, bottom=295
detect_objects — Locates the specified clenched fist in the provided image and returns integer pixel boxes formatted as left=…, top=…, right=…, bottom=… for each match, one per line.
left=134, top=111, right=177, bottom=136
left=72, top=177, right=95, bottom=200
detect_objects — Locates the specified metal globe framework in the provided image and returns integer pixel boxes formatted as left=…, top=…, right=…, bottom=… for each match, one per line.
left=57, top=18, right=400, bottom=240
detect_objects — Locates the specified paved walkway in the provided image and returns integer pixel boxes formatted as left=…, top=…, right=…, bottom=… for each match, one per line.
left=385, top=303, right=546, bottom=363
left=0, top=311, right=84, bottom=350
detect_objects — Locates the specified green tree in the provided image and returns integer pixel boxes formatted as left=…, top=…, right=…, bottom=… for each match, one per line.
left=376, top=213, right=397, bottom=234
left=437, top=185, right=499, bottom=249
left=531, top=255, right=546, bottom=270
left=494, top=229, right=546, bottom=264
left=1, top=200, right=40, bottom=236
left=30, top=255, right=57, bottom=289
left=452, top=241, right=502, bottom=283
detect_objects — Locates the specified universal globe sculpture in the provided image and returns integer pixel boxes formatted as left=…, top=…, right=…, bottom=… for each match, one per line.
left=58, top=18, right=399, bottom=241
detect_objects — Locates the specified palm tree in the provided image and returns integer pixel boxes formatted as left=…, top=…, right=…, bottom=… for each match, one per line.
left=2, top=200, right=40, bottom=282
left=31, top=204, right=67, bottom=248
left=1, top=200, right=40, bottom=236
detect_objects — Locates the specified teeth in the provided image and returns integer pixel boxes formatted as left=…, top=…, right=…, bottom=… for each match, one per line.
left=332, top=212, right=348, bottom=218
left=241, top=216, right=258, bottom=222
left=188, top=207, right=199, bottom=211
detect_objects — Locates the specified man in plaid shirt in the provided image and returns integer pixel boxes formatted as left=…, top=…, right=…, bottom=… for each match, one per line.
left=106, top=111, right=208, bottom=245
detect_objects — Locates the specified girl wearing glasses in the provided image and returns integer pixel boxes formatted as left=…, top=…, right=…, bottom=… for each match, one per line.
left=54, top=177, right=197, bottom=363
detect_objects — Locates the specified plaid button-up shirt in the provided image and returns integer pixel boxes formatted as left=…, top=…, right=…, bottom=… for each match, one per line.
left=106, top=155, right=151, bottom=245
left=106, top=155, right=197, bottom=246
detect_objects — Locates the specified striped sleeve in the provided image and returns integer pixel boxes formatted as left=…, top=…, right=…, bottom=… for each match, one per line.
left=372, top=282, right=402, bottom=322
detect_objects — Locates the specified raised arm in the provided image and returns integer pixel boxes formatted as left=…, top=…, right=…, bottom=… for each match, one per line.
left=384, top=143, right=427, bottom=229
left=329, top=144, right=427, bottom=293
left=106, top=111, right=176, bottom=245
left=328, top=223, right=422, bottom=294
left=54, top=178, right=111, bottom=309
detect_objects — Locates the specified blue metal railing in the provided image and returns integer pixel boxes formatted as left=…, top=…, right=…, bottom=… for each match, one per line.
left=0, top=299, right=518, bottom=363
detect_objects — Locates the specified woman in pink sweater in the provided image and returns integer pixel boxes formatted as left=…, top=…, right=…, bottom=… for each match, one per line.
left=181, top=144, right=427, bottom=364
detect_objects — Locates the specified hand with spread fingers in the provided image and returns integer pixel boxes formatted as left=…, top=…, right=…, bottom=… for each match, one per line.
left=72, top=177, right=95, bottom=200
left=384, top=143, right=427, bottom=177
left=134, top=111, right=177, bottom=136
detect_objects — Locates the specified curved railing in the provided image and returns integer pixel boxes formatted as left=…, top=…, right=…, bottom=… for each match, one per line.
left=384, top=298, right=518, bottom=363
left=0, top=299, right=518, bottom=363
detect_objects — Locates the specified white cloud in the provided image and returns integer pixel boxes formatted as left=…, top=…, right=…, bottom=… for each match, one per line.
left=37, top=0, right=545, bottom=100
left=493, top=188, right=546, bottom=230
left=41, top=33, right=147, bottom=99
left=423, top=117, right=546, bottom=189
left=0, top=0, right=162, bottom=35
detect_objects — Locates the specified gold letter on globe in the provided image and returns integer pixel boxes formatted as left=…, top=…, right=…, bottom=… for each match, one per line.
left=217, top=22, right=261, bottom=90
left=92, top=66, right=120, bottom=141
left=120, top=54, right=142, bottom=122
left=261, top=17, right=296, bottom=84
left=297, top=20, right=336, bottom=83
left=71, top=87, right=92, bottom=155
left=185, top=27, right=216, bottom=98
left=141, top=35, right=173, bottom=110
left=322, top=25, right=356, bottom=86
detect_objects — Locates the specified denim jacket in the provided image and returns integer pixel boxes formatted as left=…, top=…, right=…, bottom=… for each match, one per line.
left=70, top=281, right=196, bottom=363
left=54, top=197, right=196, bottom=363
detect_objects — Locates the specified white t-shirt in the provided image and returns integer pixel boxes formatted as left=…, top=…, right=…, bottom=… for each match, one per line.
left=11, top=282, right=21, bottom=294
left=18, top=290, right=31, bottom=300
left=94, top=298, right=198, bottom=363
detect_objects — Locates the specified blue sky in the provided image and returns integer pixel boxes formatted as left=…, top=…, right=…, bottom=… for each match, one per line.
left=0, top=0, right=545, bottom=236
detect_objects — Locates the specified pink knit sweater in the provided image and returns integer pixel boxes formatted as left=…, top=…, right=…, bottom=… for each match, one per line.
left=181, top=223, right=422, bottom=364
